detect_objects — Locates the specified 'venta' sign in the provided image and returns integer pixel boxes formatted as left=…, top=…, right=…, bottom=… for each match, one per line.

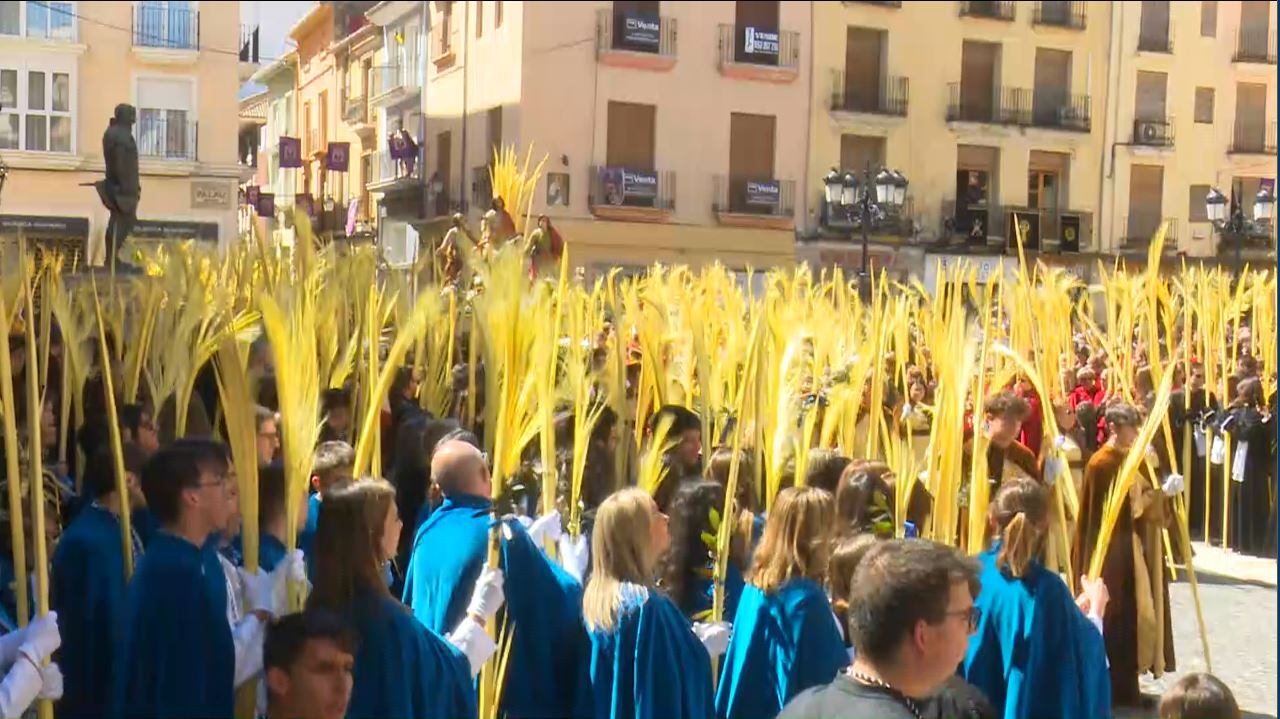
left=743, top=27, right=779, bottom=58
left=621, top=14, right=660, bottom=48
left=191, top=181, right=232, bottom=209
left=746, top=180, right=780, bottom=208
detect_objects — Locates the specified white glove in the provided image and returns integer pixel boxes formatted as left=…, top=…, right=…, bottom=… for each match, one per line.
left=900, top=403, right=913, bottom=421
left=19, top=613, right=59, bottom=662
left=692, top=621, right=732, bottom=657
left=527, top=510, right=564, bottom=546
left=35, top=662, right=61, bottom=700
left=240, top=561, right=289, bottom=617
left=1043, top=455, right=1065, bottom=487
left=466, top=567, right=506, bottom=622
left=556, top=533, right=590, bottom=583
left=274, top=550, right=309, bottom=611
left=1210, top=435, right=1226, bottom=465
left=1161, top=472, right=1185, bottom=497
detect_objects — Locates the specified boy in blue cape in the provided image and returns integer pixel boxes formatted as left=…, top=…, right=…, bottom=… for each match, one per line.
left=403, top=439, right=593, bottom=719
left=117, top=439, right=289, bottom=719
left=52, top=443, right=147, bottom=719
left=300, top=441, right=354, bottom=553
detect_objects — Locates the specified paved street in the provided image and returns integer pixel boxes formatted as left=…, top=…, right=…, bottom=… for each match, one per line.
left=1118, top=543, right=1278, bottom=719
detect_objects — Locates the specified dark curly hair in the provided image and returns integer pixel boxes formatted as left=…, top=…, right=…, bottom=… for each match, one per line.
left=659, top=479, right=725, bottom=615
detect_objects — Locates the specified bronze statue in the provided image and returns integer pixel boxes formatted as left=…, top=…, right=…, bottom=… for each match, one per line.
left=95, top=103, right=140, bottom=269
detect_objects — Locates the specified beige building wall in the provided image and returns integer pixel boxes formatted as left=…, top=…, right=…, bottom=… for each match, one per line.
left=1099, top=0, right=1277, bottom=258
left=291, top=3, right=337, bottom=203
left=0, top=0, right=243, bottom=261
left=805, top=1, right=1109, bottom=260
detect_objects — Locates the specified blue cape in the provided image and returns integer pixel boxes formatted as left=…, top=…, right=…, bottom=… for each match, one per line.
left=403, top=494, right=593, bottom=718
left=962, top=546, right=1113, bottom=719
left=681, top=561, right=746, bottom=623
left=52, top=505, right=131, bottom=719
left=587, top=585, right=714, bottom=719
left=300, top=492, right=322, bottom=553
left=341, top=590, right=477, bottom=719
left=225, top=532, right=287, bottom=572
left=117, top=532, right=234, bottom=719
left=715, top=579, right=849, bottom=719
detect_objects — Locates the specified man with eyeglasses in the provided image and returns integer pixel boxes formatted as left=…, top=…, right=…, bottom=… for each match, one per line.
left=256, top=406, right=282, bottom=466
left=117, top=439, right=292, bottom=719
left=779, top=539, right=994, bottom=719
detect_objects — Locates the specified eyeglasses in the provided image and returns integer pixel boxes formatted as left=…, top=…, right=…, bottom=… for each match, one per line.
left=942, top=605, right=982, bottom=632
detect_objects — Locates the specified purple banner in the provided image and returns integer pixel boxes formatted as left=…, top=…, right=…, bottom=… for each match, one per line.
left=389, top=130, right=417, bottom=161
left=279, top=136, right=302, bottom=168
left=256, top=192, right=275, bottom=217
left=327, top=142, right=350, bottom=172
left=245, top=186, right=259, bottom=207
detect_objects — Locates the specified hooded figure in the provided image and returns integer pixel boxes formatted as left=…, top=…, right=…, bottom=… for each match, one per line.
left=97, top=104, right=140, bottom=268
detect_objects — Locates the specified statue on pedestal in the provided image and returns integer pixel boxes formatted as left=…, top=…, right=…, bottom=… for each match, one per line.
left=94, top=104, right=140, bottom=270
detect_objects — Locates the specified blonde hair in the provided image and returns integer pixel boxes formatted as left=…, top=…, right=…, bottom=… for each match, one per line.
left=748, top=486, right=835, bottom=593
left=988, top=477, right=1049, bottom=578
left=583, top=488, right=657, bottom=633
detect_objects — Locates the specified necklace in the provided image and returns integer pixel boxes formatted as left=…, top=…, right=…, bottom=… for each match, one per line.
left=847, top=668, right=922, bottom=719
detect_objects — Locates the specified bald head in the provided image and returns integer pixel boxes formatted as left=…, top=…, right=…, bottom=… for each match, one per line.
left=431, top=440, right=490, bottom=498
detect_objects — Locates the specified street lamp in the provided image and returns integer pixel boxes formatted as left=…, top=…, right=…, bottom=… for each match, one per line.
left=820, top=164, right=909, bottom=283
left=1206, top=186, right=1273, bottom=270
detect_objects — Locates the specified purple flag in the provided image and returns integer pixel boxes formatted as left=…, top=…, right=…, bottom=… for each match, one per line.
left=389, top=130, right=417, bottom=161
left=327, top=142, right=350, bottom=172
left=245, top=186, right=260, bottom=206
left=256, top=192, right=275, bottom=217
left=279, top=136, right=302, bottom=168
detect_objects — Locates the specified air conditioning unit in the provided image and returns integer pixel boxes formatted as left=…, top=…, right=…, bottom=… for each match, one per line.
left=1135, top=120, right=1167, bottom=144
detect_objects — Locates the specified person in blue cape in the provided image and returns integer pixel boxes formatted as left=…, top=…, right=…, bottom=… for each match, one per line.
left=583, top=487, right=729, bottom=719
left=660, top=479, right=746, bottom=621
left=52, top=443, right=147, bottom=719
left=300, top=441, right=355, bottom=554
left=403, top=438, right=594, bottom=719
left=117, top=439, right=289, bottom=719
left=308, top=477, right=500, bottom=719
left=226, top=462, right=305, bottom=572
left=716, top=486, right=849, bottom=719
left=962, top=477, right=1112, bottom=719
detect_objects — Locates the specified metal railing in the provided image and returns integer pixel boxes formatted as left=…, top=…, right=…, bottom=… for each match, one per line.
left=133, top=5, right=198, bottom=50
left=1234, top=27, right=1277, bottom=64
left=712, top=175, right=795, bottom=216
left=947, top=83, right=1031, bottom=125
left=717, top=24, right=800, bottom=70
left=1230, top=120, right=1278, bottom=154
left=830, top=71, right=909, bottom=116
left=1032, top=1, right=1086, bottom=28
left=1031, top=91, right=1091, bottom=131
left=372, top=65, right=405, bottom=97
left=137, top=114, right=197, bottom=160
left=343, top=93, right=368, bottom=124
left=1121, top=216, right=1178, bottom=250
left=376, top=147, right=424, bottom=184
left=959, top=1, right=1016, bottom=21
left=588, top=166, right=676, bottom=212
left=596, top=8, right=677, bottom=58
left=239, top=25, right=259, bottom=62
left=1132, top=118, right=1175, bottom=146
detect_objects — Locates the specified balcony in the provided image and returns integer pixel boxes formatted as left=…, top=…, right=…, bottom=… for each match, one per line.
left=596, top=8, right=677, bottom=72
left=1120, top=217, right=1178, bottom=253
left=432, top=24, right=457, bottom=68
left=132, top=4, right=198, bottom=63
left=307, top=129, right=323, bottom=157
left=588, top=166, right=675, bottom=222
left=959, top=1, right=1016, bottom=21
left=712, top=175, right=795, bottom=229
left=238, top=25, right=260, bottom=81
left=1032, top=1, right=1086, bottom=29
left=1229, top=121, right=1277, bottom=155
left=1031, top=92, right=1091, bottom=131
left=1234, top=27, right=1277, bottom=64
left=1132, top=118, right=1174, bottom=147
left=342, top=92, right=374, bottom=138
left=371, top=64, right=418, bottom=108
left=942, top=199, right=1005, bottom=248
left=1137, top=27, right=1173, bottom=54
left=947, top=83, right=1031, bottom=125
left=830, top=71, right=909, bottom=118
left=137, top=114, right=197, bottom=161
left=716, top=24, right=799, bottom=83
left=368, top=147, right=424, bottom=192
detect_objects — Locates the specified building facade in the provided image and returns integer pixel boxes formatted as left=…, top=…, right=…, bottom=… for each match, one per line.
left=0, top=1, right=251, bottom=262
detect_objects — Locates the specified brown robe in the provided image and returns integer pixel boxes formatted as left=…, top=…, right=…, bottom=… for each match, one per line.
left=955, top=438, right=1042, bottom=548
left=1072, top=442, right=1176, bottom=706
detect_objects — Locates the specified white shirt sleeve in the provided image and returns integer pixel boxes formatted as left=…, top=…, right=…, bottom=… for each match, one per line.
left=446, top=617, right=497, bottom=677
left=0, top=651, right=43, bottom=719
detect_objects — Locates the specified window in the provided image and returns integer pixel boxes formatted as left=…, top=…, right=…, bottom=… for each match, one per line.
left=0, top=2, right=74, bottom=40
left=1134, top=71, right=1167, bottom=121
left=1200, top=0, right=1216, bottom=36
left=439, top=2, right=453, bottom=54
left=495, top=0, right=502, bottom=27
left=137, top=75, right=195, bottom=159
left=1194, top=87, right=1214, bottom=124
left=1189, top=184, right=1210, bottom=221
left=0, top=66, right=71, bottom=151
left=476, top=1, right=483, bottom=37
left=605, top=101, right=656, bottom=170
